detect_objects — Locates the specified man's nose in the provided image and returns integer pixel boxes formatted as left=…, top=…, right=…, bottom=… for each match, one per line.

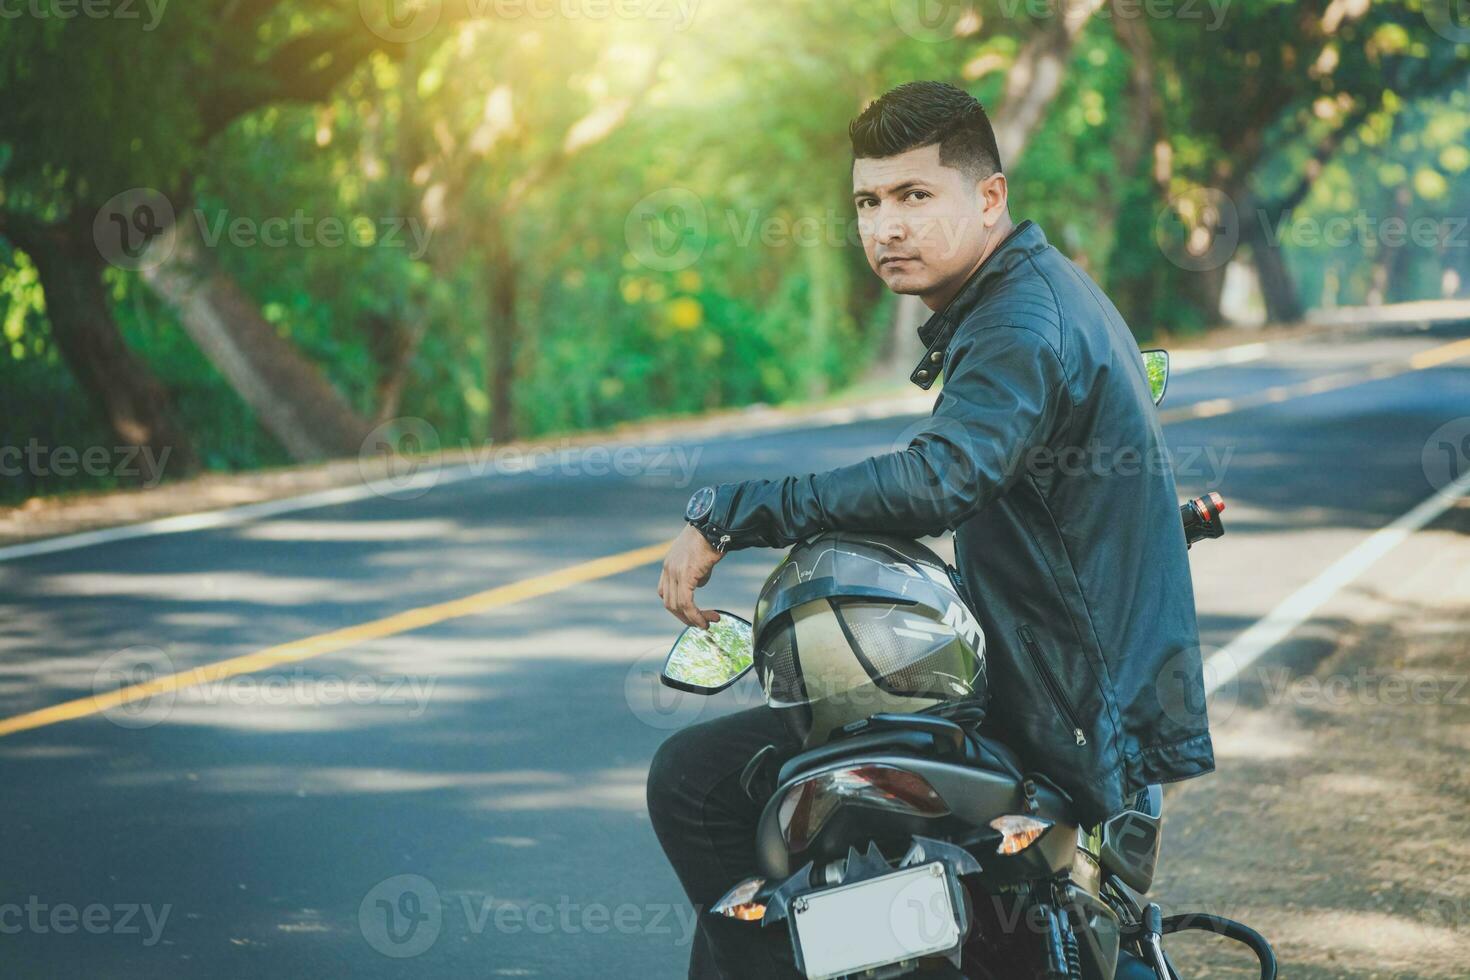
left=874, top=207, right=907, bottom=244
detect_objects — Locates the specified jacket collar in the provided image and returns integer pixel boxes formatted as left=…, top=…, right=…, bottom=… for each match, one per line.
left=909, top=219, right=1046, bottom=389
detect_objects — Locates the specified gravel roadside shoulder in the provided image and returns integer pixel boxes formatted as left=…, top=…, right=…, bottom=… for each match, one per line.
left=1155, top=501, right=1470, bottom=978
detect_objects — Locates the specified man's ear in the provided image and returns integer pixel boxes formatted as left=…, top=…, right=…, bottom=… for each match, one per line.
left=978, top=172, right=1009, bottom=227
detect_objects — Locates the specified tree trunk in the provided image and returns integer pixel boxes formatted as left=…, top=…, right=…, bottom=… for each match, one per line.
left=363, top=311, right=426, bottom=424
left=1381, top=186, right=1415, bottom=305
left=11, top=215, right=197, bottom=482
left=141, top=218, right=375, bottom=461
left=991, top=0, right=1104, bottom=166
left=485, top=231, right=520, bottom=444
left=1241, top=199, right=1304, bottom=323
left=1103, top=6, right=1170, bottom=335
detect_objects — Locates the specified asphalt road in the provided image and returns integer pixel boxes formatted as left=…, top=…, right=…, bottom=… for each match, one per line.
left=1, top=319, right=1467, bottom=978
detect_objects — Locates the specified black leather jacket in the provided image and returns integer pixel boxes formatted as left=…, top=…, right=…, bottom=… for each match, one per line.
left=700, top=220, right=1215, bottom=826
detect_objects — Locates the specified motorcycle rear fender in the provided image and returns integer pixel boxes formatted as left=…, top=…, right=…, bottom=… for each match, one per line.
left=755, top=753, right=1077, bottom=879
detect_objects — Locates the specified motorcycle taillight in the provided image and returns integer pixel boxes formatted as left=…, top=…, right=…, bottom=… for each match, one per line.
left=777, top=764, right=950, bottom=852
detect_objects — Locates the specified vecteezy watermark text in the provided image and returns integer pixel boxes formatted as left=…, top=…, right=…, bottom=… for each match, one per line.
left=0, top=440, right=171, bottom=487
left=357, top=874, right=698, bottom=957
left=0, top=0, right=169, bottom=30
left=93, top=189, right=433, bottom=272
left=1260, top=210, right=1469, bottom=251
left=92, top=646, right=437, bottom=730
left=193, top=208, right=432, bottom=259
left=358, top=0, right=700, bottom=43
left=0, top=897, right=171, bottom=946
left=360, top=417, right=705, bottom=501
left=997, top=0, right=1231, bottom=29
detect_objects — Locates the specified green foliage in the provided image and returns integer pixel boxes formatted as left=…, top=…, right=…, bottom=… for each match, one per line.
left=0, top=0, right=1466, bottom=502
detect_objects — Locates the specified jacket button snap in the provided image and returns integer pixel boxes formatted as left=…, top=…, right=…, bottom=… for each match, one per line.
left=916, top=369, right=930, bottom=381
left=929, top=351, right=942, bottom=363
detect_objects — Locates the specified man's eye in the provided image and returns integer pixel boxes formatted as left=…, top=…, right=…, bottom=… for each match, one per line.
left=857, top=199, right=877, bottom=210
left=906, top=190, right=931, bottom=202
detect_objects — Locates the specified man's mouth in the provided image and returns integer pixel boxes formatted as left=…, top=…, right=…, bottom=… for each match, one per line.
left=879, top=255, right=916, bottom=267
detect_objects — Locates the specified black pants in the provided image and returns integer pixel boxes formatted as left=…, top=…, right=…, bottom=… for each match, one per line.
left=646, top=705, right=803, bottom=979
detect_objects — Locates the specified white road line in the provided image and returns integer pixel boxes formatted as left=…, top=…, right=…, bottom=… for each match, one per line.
left=0, top=464, right=480, bottom=563
left=1203, top=469, right=1470, bottom=695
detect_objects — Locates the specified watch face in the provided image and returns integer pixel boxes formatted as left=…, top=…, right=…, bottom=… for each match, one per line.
left=685, top=486, right=716, bottom=522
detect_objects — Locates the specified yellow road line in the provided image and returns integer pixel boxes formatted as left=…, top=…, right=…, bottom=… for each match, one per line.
left=1409, top=335, right=1470, bottom=370
left=1159, top=335, right=1470, bottom=425
left=3, top=334, right=1469, bottom=740
left=0, top=539, right=673, bottom=739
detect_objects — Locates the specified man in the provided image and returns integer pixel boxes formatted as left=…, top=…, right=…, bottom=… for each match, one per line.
left=648, top=81, right=1214, bottom=978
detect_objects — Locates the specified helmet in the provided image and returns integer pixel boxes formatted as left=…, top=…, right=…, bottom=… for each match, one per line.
left=752, top=531, right=987, bottom=748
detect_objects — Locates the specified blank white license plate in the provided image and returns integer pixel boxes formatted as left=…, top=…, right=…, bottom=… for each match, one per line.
left=791, top=862, right=960, bottom=980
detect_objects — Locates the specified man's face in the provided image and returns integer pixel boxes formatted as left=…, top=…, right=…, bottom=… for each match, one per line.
left=852, top=143, right=1004, bottom=306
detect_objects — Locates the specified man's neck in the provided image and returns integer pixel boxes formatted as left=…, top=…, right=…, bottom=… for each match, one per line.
left=921, top=214, right=1015, bottom=312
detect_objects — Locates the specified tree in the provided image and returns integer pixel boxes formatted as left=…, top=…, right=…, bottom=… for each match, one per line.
left=1138, top=0, right=1469, bottom=325
left=0, top=2, right=399, bottom=465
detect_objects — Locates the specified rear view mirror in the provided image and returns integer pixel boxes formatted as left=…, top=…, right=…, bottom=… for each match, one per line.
left=1140, top=349, right=1169, bottom=406
left=660, top=613, right=754, bottom=694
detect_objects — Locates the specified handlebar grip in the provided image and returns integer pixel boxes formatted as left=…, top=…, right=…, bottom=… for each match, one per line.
left=1181, top=492, right=1226, bottom=547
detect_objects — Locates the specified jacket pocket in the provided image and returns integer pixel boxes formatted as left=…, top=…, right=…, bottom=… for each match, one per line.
left=1017, top=624, right=1088, bottom=747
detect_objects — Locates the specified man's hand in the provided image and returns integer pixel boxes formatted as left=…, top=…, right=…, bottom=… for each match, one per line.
left=658, top=524, right=725, bottom=630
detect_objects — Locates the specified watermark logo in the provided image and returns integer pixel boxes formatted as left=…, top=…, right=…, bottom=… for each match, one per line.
left=1424, top=0, right=1470, bottom=42
left=884, top=864, right=960, bottom=954
left=360, top=874, right=443, bottom=957
left=625, top=188, right=708, bottom=272
left=93, top=188, right=176, bottom=272
left=886, top=415, right=984, bottom=508
left=624, top=645, right=715, bottom=729
left=92, top=645, right=177, bottom=730
left=1153, top=644, right=1236, bottom=728
left=359, top=0, right=442, bottom=42
left=1421, top=417, right=1470, bottom=493
left=890, top=0, right=978, bottom=42
left=1155, top=187, right=1239, bottom=272
left=359, top=417, right=444, bottom=502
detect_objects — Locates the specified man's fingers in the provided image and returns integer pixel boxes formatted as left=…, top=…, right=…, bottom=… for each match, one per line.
left=664, top=572, right=694, bottom=627
left=681, top=593, right=704, bottom=630
left=675, top=580, right=708, bottom=630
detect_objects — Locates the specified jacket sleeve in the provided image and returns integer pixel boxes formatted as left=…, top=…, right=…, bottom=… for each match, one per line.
left=704, top=324, right=1070, bottom=551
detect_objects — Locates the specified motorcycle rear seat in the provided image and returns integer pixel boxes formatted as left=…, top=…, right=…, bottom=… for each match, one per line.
left=777, top=726, right=1025, bottom=787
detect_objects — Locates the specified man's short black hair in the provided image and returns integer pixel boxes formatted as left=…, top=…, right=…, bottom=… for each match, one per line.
left=848, top=81, right=1002, bottom=180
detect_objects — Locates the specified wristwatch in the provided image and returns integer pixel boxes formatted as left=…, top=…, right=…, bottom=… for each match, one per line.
left=684, top=486, right=730, bottom=552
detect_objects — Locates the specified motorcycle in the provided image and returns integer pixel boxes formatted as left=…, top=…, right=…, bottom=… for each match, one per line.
left=656, top=351, right=1276, bottom=979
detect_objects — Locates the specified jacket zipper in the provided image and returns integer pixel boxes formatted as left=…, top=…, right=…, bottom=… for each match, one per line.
left=1017, top=625, right=1088, bottom=746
